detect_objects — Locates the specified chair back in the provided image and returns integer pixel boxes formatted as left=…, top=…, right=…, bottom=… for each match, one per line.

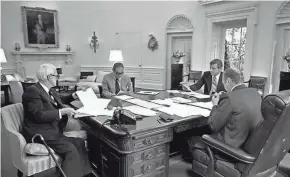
left=241, top=90, right=290, bottom=176
left=1, top=103, right=24, bottom=134
left=9, top=81, right=24, bottom=103
left=189, top=71, right=202, bottom=83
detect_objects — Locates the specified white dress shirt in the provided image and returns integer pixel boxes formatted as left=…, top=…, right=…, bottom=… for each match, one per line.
left=39, top=83, right=62, bottom=119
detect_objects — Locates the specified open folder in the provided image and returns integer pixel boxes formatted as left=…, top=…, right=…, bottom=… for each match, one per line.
left=74, top=88, right=114, bottom=117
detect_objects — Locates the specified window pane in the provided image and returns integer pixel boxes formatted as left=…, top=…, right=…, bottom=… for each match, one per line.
left=225, top=29, right=233, bottom=43
left=233, top=28, right=241, bottom=44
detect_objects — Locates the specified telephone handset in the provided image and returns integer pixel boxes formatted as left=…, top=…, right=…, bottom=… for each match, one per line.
left=111, top=108, right=137, bottom=125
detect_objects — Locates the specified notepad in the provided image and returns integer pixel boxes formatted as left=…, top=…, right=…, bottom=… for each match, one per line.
left=137, top=91, right=159, bottom=95
left=155, top=104, right=210, bottom=118
left=170, top=97, right=192, bottom=104
left=115, top=95, right=134, bottom=100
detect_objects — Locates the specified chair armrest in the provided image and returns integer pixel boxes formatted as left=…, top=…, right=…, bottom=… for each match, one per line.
left=202, top=135, right=255, bottom=163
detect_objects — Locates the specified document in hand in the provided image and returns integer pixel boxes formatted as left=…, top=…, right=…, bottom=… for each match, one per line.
left=189, top=102, right=214, bottom=110
left=75, top=88, right=113, bottom=116
left=123, top=105, right=157, bottom=117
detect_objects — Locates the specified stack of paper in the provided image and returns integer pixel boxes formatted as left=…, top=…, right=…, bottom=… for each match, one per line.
left=123, top=105, right=157, bottom=117
left=137, top=91, right=159, bottom=95
left=180, top=91, right=210, bottom=99
left=170, top=97, right=192, bottom=104
left=189, top=102, right=214, bottom=110
left=126, top=98, right=163, bottom=109
left=115, top=95, right=134, bottom=100
left=150, top=99, right=175, bottom=107
left=75, top=88, right=113, bottom=117
left=166, top=90, right=180, bottom=93
left=155, top=104, right=210, bottom=118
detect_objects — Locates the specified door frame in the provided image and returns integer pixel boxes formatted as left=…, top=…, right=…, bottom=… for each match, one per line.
left=165, top=32, right=193, bottom=89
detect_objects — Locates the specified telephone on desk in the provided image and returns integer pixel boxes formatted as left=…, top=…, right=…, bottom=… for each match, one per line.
left=110, top=108, right=137, bottom=125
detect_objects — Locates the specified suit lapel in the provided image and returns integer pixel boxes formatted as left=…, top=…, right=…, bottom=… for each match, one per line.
left=207, top=74, right=212, bottom=94
left=49, top=89, right=65, bottom=108
left=36, top=83, right=58, bottom=107
left=217, top=72, right=223, bottom=90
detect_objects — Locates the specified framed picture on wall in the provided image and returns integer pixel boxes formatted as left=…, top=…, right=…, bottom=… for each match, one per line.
left=21, top=6, right=59, bottom=48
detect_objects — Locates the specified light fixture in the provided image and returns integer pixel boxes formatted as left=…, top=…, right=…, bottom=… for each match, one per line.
left=0, top=48, right=7, bottom=70
left=109, top=50, right=123, bottom=63
left=109, top=32, right=123, bottom=63
left=88, top=31, right=99, bottom=53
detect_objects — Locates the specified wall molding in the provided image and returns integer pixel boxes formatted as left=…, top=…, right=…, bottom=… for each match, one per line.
left=81, top=65, right=165, bottom=90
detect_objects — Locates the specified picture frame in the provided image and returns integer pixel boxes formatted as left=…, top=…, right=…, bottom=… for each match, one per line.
left=21, top=6, right=59, bottom=48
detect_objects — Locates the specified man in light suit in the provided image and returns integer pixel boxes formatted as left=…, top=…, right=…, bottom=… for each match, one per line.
left=189, top=68, right=263, bottom=151
left=22, top=64, right=92, bottom=177
left=182, top=59, right=226, bottom=95
left=102, top=62, right=132, bottom=98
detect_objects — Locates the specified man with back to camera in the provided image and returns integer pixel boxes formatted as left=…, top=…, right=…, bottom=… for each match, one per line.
left=102, top=62, right=133, bottom=98
left=188, top=68, right=263, bottom=151
left=181, top=59, right=226, bottom=95
left=22, top=63, right=93, bottom=177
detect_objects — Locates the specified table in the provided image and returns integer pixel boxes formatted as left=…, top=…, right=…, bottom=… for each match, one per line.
left=71, top=91, right=209, bottom=177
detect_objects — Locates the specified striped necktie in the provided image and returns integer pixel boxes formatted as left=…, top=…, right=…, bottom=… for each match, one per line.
left=212, top=76, right=217, bottom=94
left=115, top=78, right=120, bottom=94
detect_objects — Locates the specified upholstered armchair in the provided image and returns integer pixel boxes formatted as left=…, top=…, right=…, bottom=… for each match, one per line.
left=1, top=103, right=87, bottom=177
left=244, top=76, right=267, bottom=97
left=191, top=90, right=290, bottom=177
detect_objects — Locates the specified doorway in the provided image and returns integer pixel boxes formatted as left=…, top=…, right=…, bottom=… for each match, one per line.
left=165, top=15, right=194, bottom=89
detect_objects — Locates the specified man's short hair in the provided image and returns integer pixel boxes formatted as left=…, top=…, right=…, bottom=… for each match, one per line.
left=36, top=63, right=56, bottom=81
left=210, top=59, right=223, bottom=69
left=112, top=62, right=124, bottom=71
left=223, top=68, right=242, bottom=84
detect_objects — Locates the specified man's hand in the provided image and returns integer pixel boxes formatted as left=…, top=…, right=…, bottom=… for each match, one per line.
left=60, top=108, right=77, bottom=117
left=211, top=92, right=220, bottom=106
left=117, top=91, right=127, bottom=96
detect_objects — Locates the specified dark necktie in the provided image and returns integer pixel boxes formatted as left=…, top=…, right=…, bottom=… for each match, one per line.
left=212, top=76, right=217, bottom=94
left=48, top=90, right=57, bottom=106
left=115, top=78, right=120, bottom=94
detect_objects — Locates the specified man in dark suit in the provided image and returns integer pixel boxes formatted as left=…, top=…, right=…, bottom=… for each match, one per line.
left=182, top=59, right=226, bottom=95
left=22, top=64, right=92, bottom=177
left=188, top=68, right=263, bottom=150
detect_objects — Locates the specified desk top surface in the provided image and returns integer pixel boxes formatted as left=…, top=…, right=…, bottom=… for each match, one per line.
left=71, top=91, right=209, bottom=136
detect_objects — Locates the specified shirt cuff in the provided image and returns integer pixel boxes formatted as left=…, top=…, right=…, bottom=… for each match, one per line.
left=72, top=92, right=78, bottom=99
left=59, top=110, right=62, bottom=119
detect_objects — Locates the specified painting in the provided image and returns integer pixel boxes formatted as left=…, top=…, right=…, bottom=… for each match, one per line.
left=21, top=6, right=59, bottom=48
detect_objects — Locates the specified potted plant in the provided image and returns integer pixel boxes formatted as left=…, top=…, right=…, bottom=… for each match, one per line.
left=172, top=50, right=186, bottom=63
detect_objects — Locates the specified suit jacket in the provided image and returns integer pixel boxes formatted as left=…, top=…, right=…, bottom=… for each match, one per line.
left=190, top=71, right=226, bottom=95
left=102, top=72, right=132, bottom=98
left=208, top=84, right=263, bottom=148
left=22, top=82, right=75, bottom=142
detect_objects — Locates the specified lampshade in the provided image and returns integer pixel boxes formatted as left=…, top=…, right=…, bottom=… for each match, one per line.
left=109, top=50, right=123, bottom=62
left=0, top=48, right=7, bottom=63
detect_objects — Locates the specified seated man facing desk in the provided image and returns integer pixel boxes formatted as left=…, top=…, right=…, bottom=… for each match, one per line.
left=102, top=62, right=133, bottom=98
left=22, top=64, right=92, bottom=177
left=189, top=68, right=263, bottom=150
left=182, top=59, right=226, bottom=95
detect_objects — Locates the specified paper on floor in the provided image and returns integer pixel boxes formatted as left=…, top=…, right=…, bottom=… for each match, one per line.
left=123, top=105, right=157, bottom=117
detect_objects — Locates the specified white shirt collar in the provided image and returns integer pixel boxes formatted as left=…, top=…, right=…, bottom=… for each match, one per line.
left=39, top=82, right=50, bottom=94
left=231, top=83, right=245, bottom=91
left=212, top=72, right=221, bottom=81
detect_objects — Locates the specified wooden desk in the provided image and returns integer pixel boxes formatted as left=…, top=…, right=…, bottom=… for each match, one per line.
left=71, top=91, right=208, bottom=177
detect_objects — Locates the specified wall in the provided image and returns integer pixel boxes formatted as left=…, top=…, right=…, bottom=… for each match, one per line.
left=1, top=1, right=198, bottom=89
left=191, top=1, right=283, bottom=94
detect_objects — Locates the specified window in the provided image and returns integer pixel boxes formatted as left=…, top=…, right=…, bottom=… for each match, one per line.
left=224, top=27, right=247, bottom=80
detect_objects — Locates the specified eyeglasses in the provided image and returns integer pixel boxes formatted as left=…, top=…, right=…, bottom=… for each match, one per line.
left=48, top=74, right=60, bottom=79
left=115, top=71, right=124, bottom=76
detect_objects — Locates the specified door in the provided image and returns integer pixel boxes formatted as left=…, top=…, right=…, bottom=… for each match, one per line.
left=166, top=34, right=192, bottom=89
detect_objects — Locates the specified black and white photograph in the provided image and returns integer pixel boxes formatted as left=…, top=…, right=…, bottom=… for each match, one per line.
left=21, top=6, right=59, bottom=48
